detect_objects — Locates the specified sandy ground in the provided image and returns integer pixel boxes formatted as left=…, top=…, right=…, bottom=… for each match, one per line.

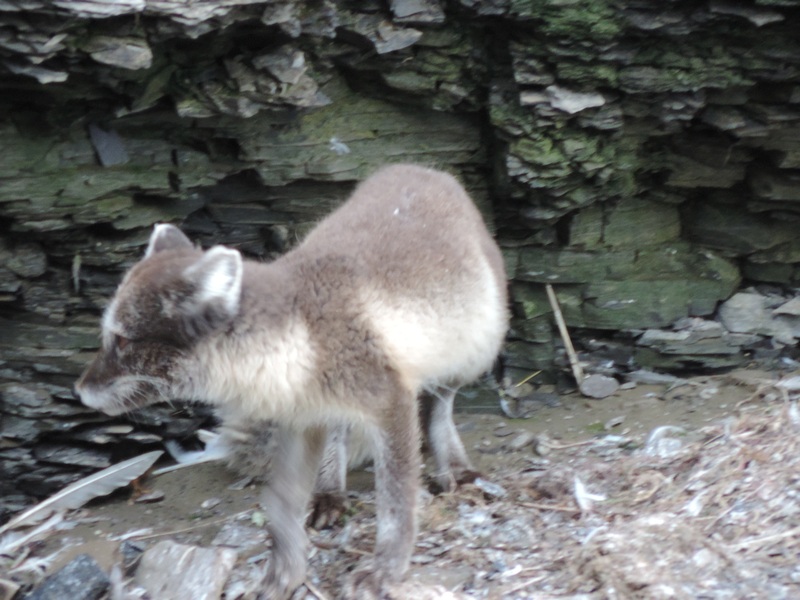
left=5, top=368, right=800, bottom=599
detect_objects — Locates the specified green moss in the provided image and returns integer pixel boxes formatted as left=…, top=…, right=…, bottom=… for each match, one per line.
left=504, top=339, right=561, bottom=370
left=489, top=96, right=536, bottom=136
left=509, top=0, right=623, bottom=43
left=382, top=70, right=437, bottom=93
left=418, top=29, right=465, bottom=48
left=542, top=6, right=621, bottom=42
left=0, top=126, right=58, bottom=176
left=560, top=136, right=600, bottom=163
left=557, top=62, right=619, bottom=86
left=502, top=117, right=644, bottom=212
left=513, top=136, right=565, bottom=166
left=560, top=186, right=597, bottom=207
left=586, top=422, right=606, bottom=435
left=623, top=38, right=752, bottom=92
left=512, top=282, right=550, bottom=319
left=235, top=81, right=482, bottom=184
left=513, top=314, right=554, bottom=343
left=518, top=247, right=635, bottom=283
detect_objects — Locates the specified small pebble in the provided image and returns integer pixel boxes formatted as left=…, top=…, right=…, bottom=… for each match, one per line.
left=474, top=477, right=507, bottom=499
left=507, top=431, right=536, bottom=450
left=201, top=497, right=222, bottom=510
left=134, top=489, right=165, bottom=504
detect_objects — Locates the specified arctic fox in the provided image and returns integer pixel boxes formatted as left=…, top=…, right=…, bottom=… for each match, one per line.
left=75, top=164, right=508, bottom=599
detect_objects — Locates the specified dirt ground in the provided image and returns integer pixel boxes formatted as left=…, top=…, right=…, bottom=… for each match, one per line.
left=5, top=367, right=800, bottom=599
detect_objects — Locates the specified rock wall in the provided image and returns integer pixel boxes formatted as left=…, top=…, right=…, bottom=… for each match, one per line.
left=2, top=0, right=800, bottom=511
left=484, top=0, right=800, bottom=375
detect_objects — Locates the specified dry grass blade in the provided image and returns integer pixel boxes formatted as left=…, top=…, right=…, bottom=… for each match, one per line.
left=731, top=525, right=800, bottom=551
left=304, top=579, right=330, bottom=600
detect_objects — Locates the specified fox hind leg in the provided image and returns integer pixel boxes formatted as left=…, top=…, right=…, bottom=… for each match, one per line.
left=422, top=386, right=478, bottom=492
left=308, top=423, right=350, bottom=530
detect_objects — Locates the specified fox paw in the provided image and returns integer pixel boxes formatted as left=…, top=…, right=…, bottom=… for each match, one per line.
left=432, top=467, right=481, bottom=494
left=308, top=491, right=349, bottom=530
left=455, top=467, right=481, bottom=486
left=255, top=560, right=305, bottom=600
left=341, top=564, right=386, bottom=600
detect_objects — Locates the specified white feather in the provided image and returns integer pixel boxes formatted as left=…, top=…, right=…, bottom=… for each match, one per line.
left=574, top=475, right=606, bottom=513
left=0, top=450, right=162, bottom=536
left=0, top=513, right=65, bottom=556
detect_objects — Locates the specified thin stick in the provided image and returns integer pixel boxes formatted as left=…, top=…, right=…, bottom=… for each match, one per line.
left=545, top=284, right=584, bottom=384
left=304, top=579, right=330, bottom=600
left=341, top=545, right=371, bottom=557
left=132, top=509, right=253, bottom=541
left=132, top=519, right=227, bottom=541
left=546, top=439, right=596, bottom=450
left=515, top=370, right=542, bottom=387
left=503, top=574, right=547, bottom=595
left=519, top=501, right=579, bottom=514
left=732, top=526, right=800, bottom=550
left=309, top=538, right=372, bottom=556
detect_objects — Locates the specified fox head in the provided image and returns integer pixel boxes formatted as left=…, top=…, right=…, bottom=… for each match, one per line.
left=74, top=224, right=243, bottom=415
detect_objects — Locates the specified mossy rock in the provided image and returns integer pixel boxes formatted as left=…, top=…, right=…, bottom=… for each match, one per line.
left=570, top=197, right=681, bottom=248
left=504, top=339, right=559, bottom=371
left=633, top=347, right=745, bottom=370
left=686, top=202, right=797, bottom=255
left=578, top=279, right=720, bottom=329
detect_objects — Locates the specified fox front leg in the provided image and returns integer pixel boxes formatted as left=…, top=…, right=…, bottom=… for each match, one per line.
left=258, top=426, right=325, bottom=600
left=344, top=390, right=420, bottom=599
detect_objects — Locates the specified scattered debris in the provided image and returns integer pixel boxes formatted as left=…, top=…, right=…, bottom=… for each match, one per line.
left=25, top=554, right=109, bottom=600
left=644, top=425, right=687, bottom=458
left=134, top=541, right=237, bottom=600
left=0, top=577, right=20, bottom=600
left=498, top=374, right=559, bottom=418
left=626, top=369, right=690, bottom=386
left=132, top=490, right=165, bottom=504
left=504, top=430, right=535, bottom=451
left=473, top=478, right=507, bottom=500
left=7, top=372, right=800, bottom=599
left=603, top=415, right=625, bottom=431
left=0, top=513, right=66, bottom=558
left=573, top=475, right=607, bottom=513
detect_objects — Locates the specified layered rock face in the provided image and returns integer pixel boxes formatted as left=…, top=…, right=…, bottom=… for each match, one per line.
left=1, top=0, right=800, bottom=510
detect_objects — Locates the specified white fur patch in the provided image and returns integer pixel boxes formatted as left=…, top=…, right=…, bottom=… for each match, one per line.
left=186, top=317, right=321, bottom=425
left=101, top=298, right=123, bottom=345
left=363, top=257, right=506, bottom=389
left=78, top=375, right=155, bottom=416
left=78, top=386, right=117, bottom=414
left=145, top=223, right=174, bottom=259
left=184, top=246, right=243, bottom=316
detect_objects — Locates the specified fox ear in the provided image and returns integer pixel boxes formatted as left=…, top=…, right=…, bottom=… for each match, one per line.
left=181, top=246, right=243, bottom=334
left=145, top=223, right=193, bottom=258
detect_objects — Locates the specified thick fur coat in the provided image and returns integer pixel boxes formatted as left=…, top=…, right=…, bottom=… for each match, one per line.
left=75, top=164, right=508, bottom=599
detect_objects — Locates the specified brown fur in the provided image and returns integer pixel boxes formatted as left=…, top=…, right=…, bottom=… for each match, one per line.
left=75, top=164, right=508, bottom=599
